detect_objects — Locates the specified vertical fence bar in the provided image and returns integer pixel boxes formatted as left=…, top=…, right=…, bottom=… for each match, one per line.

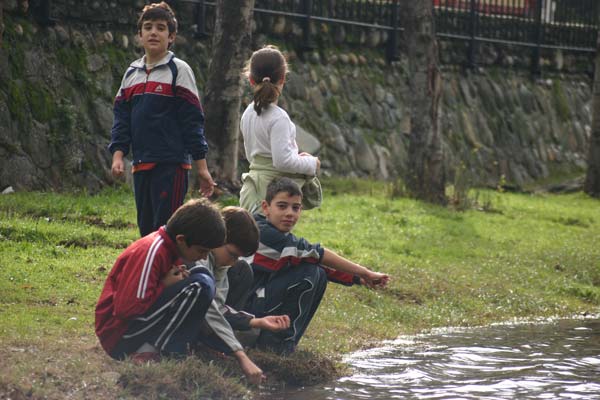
left=302, top=0, right=314, bottom=49
left=386, top=0, right=399, bottom=63
left=194, top=0, right=207, bottom=38
left=530, top=0, right=543, bottom=76
left=467, top=0, right=478, bottom=68
left=36, top=0, right=54, bottom=26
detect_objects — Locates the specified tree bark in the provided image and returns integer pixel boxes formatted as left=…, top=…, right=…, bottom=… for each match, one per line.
left=584, top=22, right=600, bottom=197
left=402, top=0, right=446, bottom=205
left=203, top=0, right=254, bottom=188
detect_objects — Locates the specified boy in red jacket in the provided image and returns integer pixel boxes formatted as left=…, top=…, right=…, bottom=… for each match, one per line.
left=95, top=198, right=225, bottom=362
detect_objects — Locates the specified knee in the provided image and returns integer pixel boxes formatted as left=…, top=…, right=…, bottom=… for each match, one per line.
left=187, top=272, right=216, bottom=301
left=305, top=264, right=327, bottom=286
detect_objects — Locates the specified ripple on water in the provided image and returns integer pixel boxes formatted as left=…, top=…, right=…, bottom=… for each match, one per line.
left=258, top=319, right=600, bottom=400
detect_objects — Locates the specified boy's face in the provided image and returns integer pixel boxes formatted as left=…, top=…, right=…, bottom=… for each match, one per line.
left=212, top=244, right=244, bottom=267
left=139, top=19, right=174, bottom=57
left=175, top=235, right=210, bottom=263
left=261, top=192, right=302, bottom=233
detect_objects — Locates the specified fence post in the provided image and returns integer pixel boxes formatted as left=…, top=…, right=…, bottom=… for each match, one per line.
left=530, top=0, right=543, bottom=77
left=386, top=0, right=400, bottom=63
left=466, top=0, right=477, bottom=69
left=194, top=0, right=208, bottom=38
left=37, top=0, right=55, bottom=26
left=302, top=0, right=315, bottom=49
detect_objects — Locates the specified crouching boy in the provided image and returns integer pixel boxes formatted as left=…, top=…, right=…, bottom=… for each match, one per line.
left=193, top=206, right=290, bottom=384
left=246, top=177, right=390, bottom=354
left=95, top=198, right=225, bottom=362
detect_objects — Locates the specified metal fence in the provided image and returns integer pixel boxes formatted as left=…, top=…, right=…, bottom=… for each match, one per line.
left=39, top=0, right=598, bottom=72
left=181, top=0, right=598, bottom=73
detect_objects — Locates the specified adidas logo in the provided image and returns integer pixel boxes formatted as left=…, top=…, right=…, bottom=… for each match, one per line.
left=155, top=84, right=163, bottom=93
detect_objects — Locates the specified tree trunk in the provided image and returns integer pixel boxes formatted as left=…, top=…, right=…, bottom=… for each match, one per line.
left=203, top=0, right=254, bottom=188
left=402, top=0, right=446, bottom=205
left=584, top=24, right=600, bottom=197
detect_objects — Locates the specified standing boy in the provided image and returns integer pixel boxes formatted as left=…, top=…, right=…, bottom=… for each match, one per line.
left=246, top=177, right=390, bottom=354
left=108, top=2, right=215, bottom=237
left=193, top=206, right=290, bottom=384
left=95, top=198, right=225, bottom=362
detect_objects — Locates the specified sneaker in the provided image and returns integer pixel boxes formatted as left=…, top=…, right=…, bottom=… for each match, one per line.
left=130, top=351, right=161, bottom=364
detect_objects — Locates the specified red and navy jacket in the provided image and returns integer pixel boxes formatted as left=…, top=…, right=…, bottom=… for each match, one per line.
left=251, top=214, right=360, bottom=286
left=95, top=226, right=180, bottom=354
left=108, top=51, right=208, bottom=166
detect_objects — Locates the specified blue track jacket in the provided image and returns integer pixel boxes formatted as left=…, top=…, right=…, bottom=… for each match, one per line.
left=108, top=51, right=208, bottom=165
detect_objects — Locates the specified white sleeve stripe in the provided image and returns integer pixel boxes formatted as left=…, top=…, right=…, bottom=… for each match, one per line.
left=136, top=237, right=164, bottom=299
left=158, top=286, right=200, bottom=349
left=257, top=243, right=320, bottom=260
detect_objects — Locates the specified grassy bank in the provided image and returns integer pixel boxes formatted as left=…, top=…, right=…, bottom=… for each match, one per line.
left=1, top=180, right=599, bottom=398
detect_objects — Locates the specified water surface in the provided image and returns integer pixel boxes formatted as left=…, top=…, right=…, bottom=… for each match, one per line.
left=261, top=318, right=600, bottom=399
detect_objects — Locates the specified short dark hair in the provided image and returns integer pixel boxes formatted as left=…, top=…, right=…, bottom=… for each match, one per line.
left=265, top=177, right=302, bottom=204
left=166, top=198, right=225, bottom=249
left=222, top=206, right=259, bottom=256
left=137, top=2, right=178, bottom=34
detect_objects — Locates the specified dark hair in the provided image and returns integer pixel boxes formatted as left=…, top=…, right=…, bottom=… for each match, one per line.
left=265, top=177, right=302, bottom=204
left=166, top=198, right=225, bottom=248
left=222, top=206, right=259, bottom=256
left=137, top=2, right=178, bottom=34
left=245, top=45, right=288, bottom=115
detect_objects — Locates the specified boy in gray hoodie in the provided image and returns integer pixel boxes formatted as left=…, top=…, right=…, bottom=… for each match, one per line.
left=192, top=206, right=290, bottom=385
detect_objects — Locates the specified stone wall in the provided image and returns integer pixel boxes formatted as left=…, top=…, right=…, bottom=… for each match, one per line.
left=0, top=0, right=592, bottom=192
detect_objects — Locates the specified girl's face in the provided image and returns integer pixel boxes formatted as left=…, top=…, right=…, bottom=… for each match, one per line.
left=139, top=19, right=174, bottom=59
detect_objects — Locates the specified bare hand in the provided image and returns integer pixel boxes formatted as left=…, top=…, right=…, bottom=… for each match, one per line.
left=161, top=265, right=188, bottom=288
left=254, top=315, right=290, bottom=332
left=111, top=155, right=125, bottom=177
left=236, top=352, right=266, bottom=386
left=197, top=169, right=216, bottom=197
left=361, top=271, right=390, bottom=289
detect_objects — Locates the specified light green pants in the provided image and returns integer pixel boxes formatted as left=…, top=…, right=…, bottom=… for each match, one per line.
left=239, top=156, right=321, bottom=214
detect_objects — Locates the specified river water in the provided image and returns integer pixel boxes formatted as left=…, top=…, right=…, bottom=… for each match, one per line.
left=261, top=317, right=600, bottom=399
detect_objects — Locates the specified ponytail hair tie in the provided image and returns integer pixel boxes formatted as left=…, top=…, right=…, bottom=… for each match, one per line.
left=262, top=77, right=271, bottom=83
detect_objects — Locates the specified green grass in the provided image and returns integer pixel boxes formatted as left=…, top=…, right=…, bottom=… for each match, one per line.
left=1, top=180, right=599, bottom=398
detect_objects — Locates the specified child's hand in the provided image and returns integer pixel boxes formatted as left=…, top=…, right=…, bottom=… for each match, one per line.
left=361, top=271, right=390, bottom=289
left=197, top=169, right=216, bottom=197
left=251, top=315, right=290, bottom=332
left=111, top=151, right=125, bottom=177
left=235, top=351, right=266, bottom=385
left=161, top=265, right=189, bottom=288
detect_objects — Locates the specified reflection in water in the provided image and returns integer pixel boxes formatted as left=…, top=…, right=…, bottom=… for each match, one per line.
left=260, top=318, right=600, bottom=400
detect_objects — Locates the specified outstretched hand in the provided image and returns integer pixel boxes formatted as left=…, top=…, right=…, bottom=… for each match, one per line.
left=235, top=351, right=266, bottom=386
left=361, top=271, right=390, bottom=289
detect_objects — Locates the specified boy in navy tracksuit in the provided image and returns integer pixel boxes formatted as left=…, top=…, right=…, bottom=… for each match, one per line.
left=244, top=177, right=390, bottom=354
left=95, top=198, right=225, bottom=362
left=108, top=2, right=215, bottom=237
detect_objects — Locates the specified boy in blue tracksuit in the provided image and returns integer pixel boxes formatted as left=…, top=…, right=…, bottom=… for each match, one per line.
left=244, top=177, right=390, bottom=354
left=108, top=2, right=215, bottom=237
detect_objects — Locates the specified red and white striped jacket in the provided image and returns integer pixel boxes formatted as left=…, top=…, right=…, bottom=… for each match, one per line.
left=251, top=214, right=359, bottom=286
left=95, top=227, right=180, bottom=354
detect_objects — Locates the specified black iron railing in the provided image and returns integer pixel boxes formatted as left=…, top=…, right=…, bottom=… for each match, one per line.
left=40, top=0, right=598, bottom=72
